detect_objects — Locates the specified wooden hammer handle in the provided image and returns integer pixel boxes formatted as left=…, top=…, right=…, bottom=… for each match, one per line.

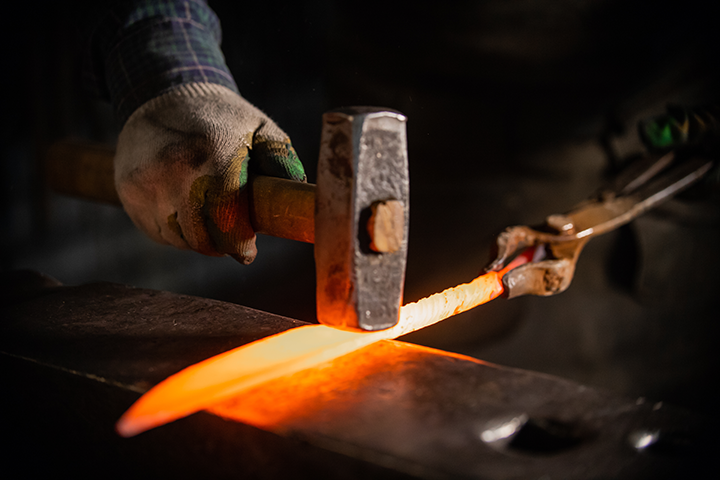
left=46, top=140, right=315, bottom=244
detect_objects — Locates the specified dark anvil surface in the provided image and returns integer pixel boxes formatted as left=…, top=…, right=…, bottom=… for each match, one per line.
left=1, top=272, right=714, bottom=479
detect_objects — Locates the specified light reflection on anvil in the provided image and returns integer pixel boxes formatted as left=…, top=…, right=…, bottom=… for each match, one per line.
left=208, top=340, right=493, bottom=435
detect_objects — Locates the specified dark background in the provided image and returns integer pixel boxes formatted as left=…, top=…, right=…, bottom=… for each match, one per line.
left=3, top=0, right=719, bottom=414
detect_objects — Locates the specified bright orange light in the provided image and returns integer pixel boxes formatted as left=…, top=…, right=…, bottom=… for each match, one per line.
left=208, top=339, right=490, bottom=430
left=116, top=252, right=531, bottom=437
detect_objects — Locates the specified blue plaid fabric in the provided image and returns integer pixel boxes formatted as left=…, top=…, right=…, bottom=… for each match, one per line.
left=87, top=0, right=238, bottom=126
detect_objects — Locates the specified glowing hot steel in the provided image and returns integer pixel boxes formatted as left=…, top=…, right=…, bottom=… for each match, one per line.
left=116, top=253, right=531, bottom=437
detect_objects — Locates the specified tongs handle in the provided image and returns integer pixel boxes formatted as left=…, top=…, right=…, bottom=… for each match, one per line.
left=487, top=151, right=715, bottom=299
left=570, top=152, right=715, bottom=240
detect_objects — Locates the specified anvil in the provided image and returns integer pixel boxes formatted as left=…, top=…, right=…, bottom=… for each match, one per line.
left=1, top=271, right=714, bottom=479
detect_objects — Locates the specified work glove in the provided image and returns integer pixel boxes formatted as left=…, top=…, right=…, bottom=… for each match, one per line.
left=638, top=103, right=720, bottom=187
left=115, top=82, right=306, bottom=264
left=86, top=0, right=306, bottom=264
left=639, top=104, right=720, bottom=152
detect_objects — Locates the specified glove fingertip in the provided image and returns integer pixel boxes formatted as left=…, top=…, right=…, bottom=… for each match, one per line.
left=230, top=251, right=256, bottom=265
left=251, top=136, right=307, bottom=182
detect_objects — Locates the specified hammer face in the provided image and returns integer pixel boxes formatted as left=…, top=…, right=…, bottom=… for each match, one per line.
left=315, top=108, right=409, bottom=331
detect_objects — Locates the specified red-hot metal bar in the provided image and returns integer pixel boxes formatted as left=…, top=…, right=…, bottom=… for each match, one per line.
left=116, top=251, right=534, bottom=437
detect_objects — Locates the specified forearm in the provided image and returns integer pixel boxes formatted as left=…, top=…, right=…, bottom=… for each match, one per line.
left=86, top=0, right=238, bottom=125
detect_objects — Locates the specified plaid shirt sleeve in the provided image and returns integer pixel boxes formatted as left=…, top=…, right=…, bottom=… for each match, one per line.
left=86, top=0, right=239, bottom=126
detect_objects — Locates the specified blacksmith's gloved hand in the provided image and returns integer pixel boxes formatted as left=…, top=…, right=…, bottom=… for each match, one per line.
left=115, top=84, right=305, bottom=264
left=638, top=104, right=720, bottom=187
left=88, top=0, right=305, bottom=264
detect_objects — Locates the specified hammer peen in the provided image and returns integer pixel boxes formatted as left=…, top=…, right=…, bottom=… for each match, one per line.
left=46, top=107, right=410, bottom=332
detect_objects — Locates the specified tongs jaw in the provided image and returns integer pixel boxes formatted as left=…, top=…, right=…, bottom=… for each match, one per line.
left=486, top=151, right=715, bottom=298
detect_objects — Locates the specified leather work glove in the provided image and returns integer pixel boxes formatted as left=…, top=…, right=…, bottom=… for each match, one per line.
left=639, top=104, right=720, bottom=152
left=115, top=83, right=305, bottom=264
left=87, top=0, right=305, bottom=264
left=638, top=104, right=720, bottom=187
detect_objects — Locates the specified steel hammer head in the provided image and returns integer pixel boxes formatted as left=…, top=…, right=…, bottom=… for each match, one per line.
left=315, top=107, right=409, bottom=331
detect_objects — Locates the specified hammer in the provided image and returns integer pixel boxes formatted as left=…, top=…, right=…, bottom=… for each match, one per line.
left=46, top=107, right=410, bottom=332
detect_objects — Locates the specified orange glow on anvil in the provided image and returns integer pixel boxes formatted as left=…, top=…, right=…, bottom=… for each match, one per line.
left=116, top=254, right=531, bottom=437
left=208, top=340, right=490, bottom=430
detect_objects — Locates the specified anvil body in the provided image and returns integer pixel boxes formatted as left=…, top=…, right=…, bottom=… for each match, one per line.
left=0, top=271, right=713, bottom=479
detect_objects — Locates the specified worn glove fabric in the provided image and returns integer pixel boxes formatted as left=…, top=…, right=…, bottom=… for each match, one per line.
left=87, top=0, right=306, bottom=263
left=639, top=104, right=720, bottom=152
left=115, top=82, right=305, bottom=264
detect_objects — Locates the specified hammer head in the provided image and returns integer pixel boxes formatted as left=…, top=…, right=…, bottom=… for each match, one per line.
left=315, top=108, right=410, bottom=331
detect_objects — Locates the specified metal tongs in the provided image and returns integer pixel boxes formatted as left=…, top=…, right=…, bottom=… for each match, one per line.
left=485, top=151, right=715, bottom=298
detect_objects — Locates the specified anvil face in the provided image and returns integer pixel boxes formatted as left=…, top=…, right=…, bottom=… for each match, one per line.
left=1, top=273, right=714, bottom=478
